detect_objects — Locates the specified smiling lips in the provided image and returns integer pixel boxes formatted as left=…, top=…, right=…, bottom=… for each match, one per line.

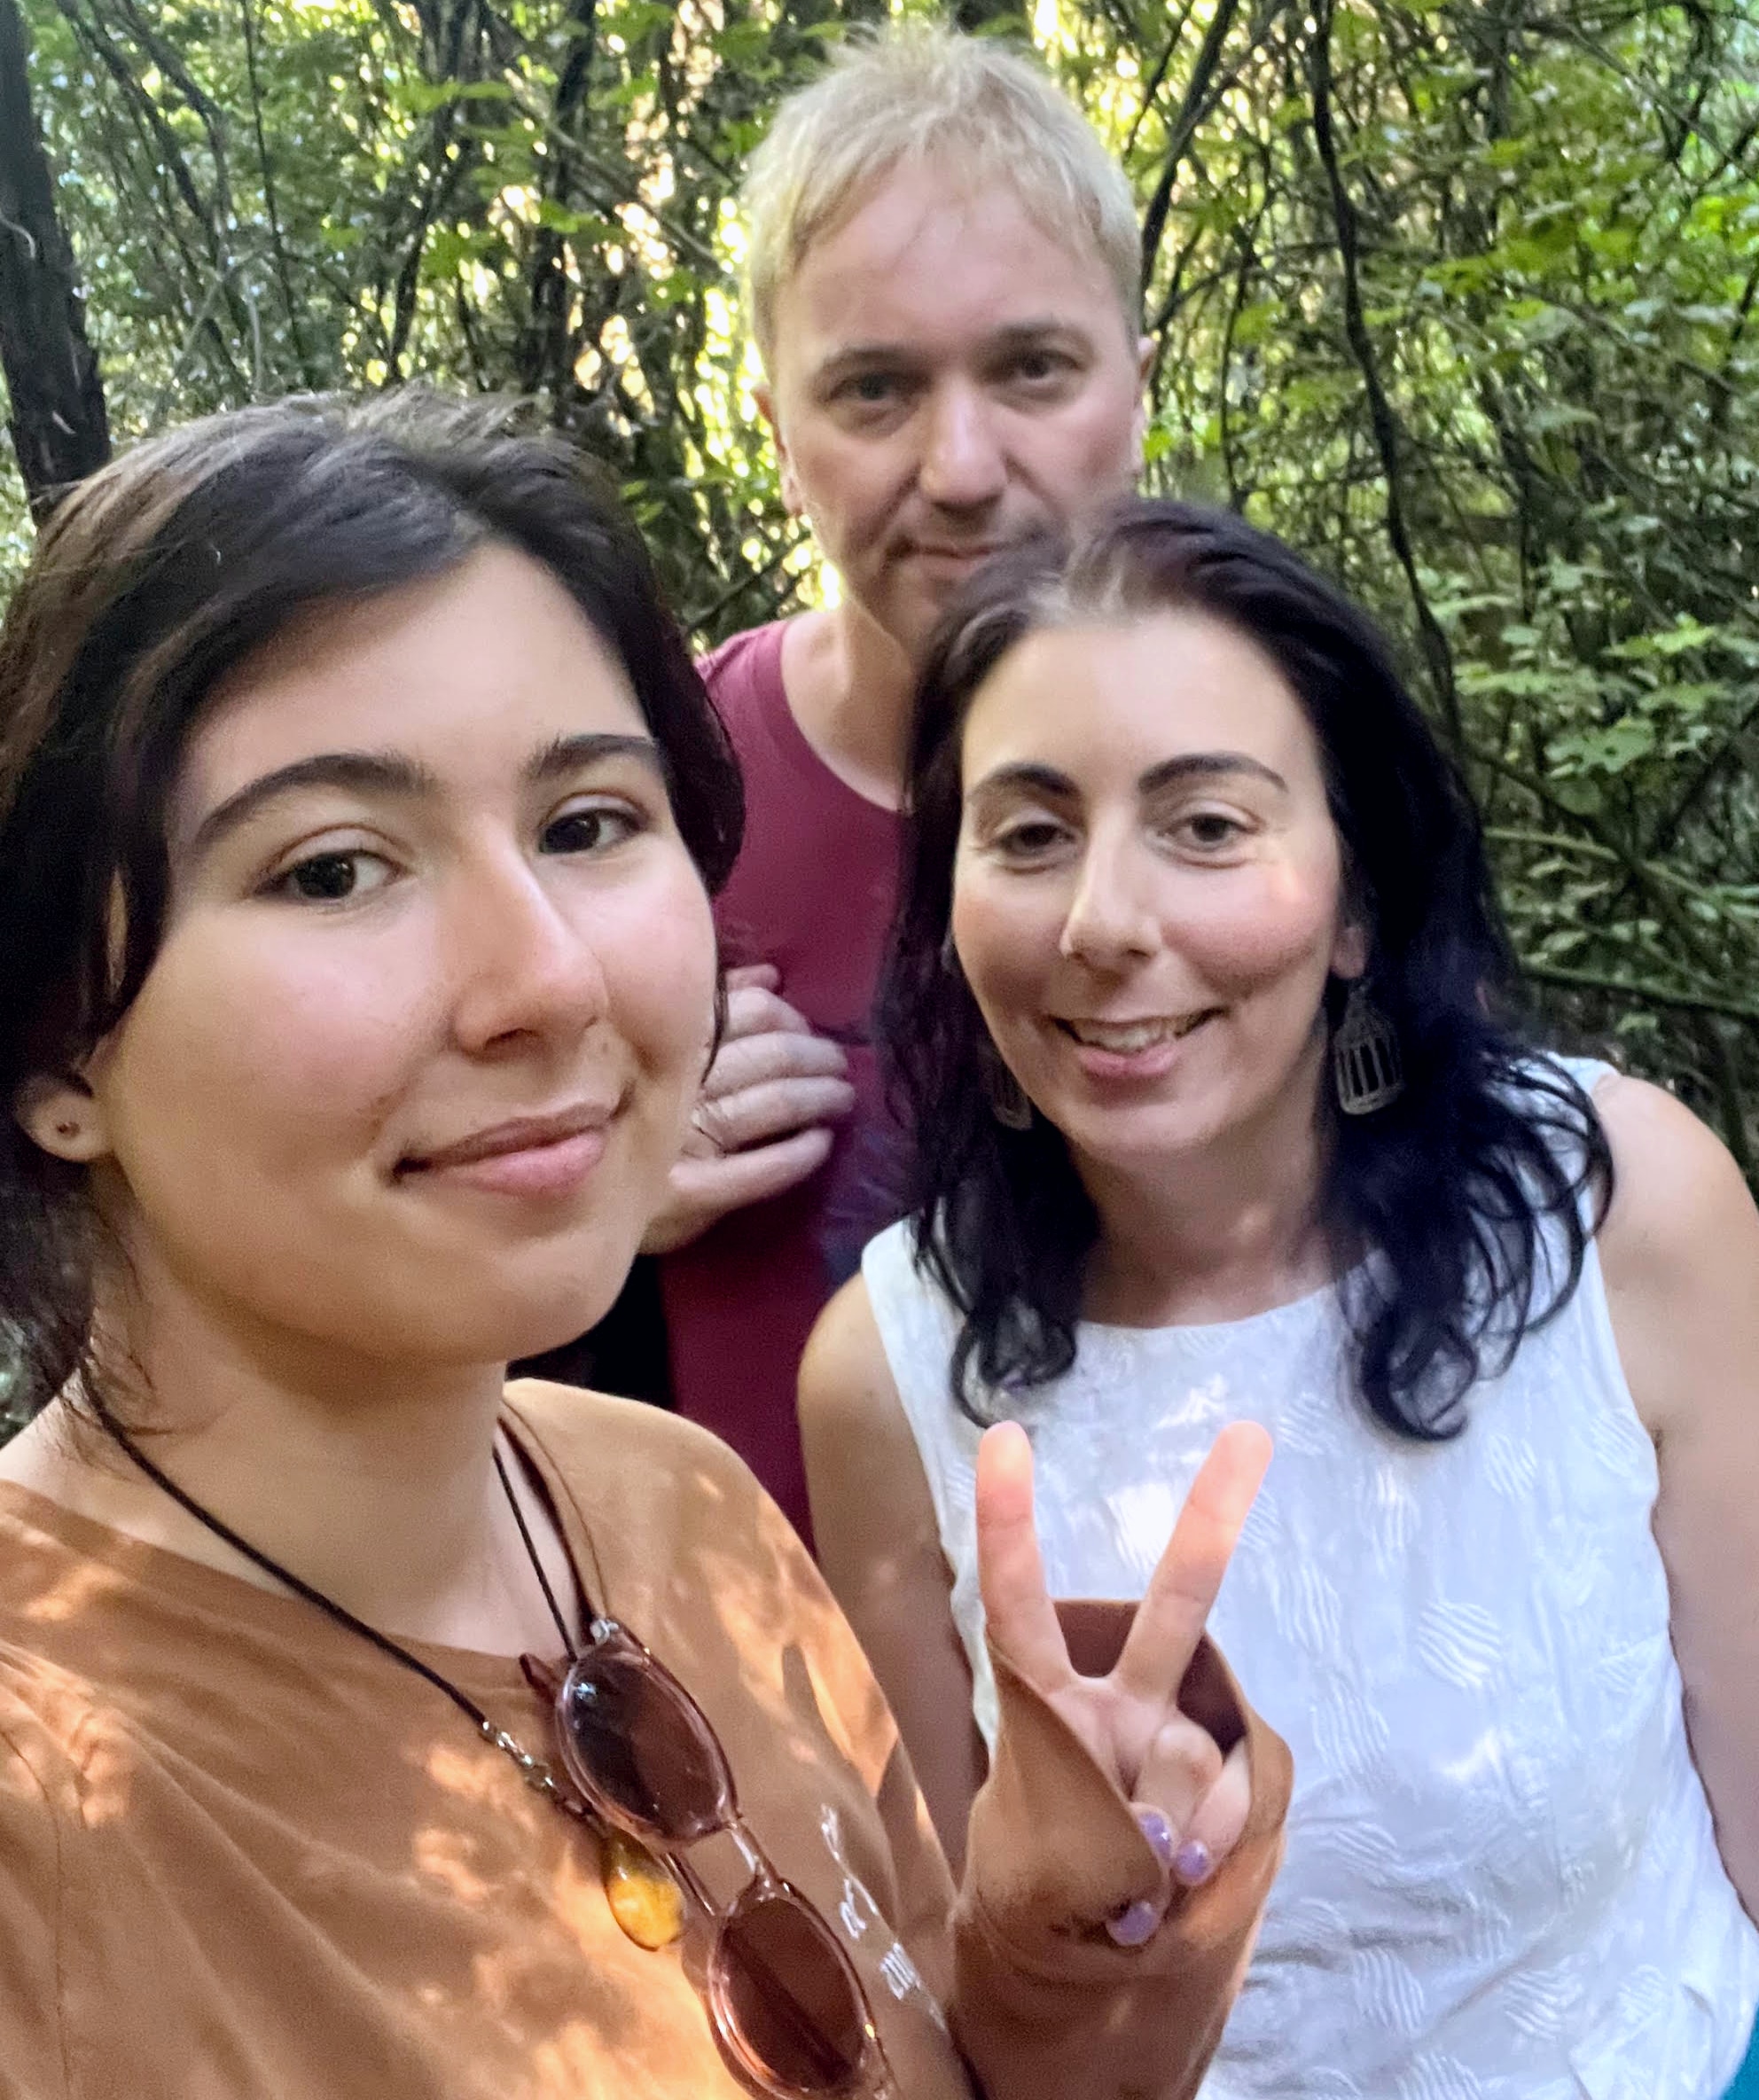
left=1055, top=1011, right=1220, bottom=1054
left=400, top=1105, right=615, bottom=1199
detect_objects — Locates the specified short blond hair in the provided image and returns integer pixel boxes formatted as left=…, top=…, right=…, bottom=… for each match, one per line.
left=742, top=21, right=1141, bottom=364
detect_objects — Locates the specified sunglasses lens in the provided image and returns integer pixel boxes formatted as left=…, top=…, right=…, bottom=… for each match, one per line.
left=715, top=1888, right=870, bottom=2097
left=559, top=1644, right=731, bottom=1842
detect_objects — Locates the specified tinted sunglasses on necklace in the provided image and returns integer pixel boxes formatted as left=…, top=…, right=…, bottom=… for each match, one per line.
left=92, top=1398, right=895, bottom=2100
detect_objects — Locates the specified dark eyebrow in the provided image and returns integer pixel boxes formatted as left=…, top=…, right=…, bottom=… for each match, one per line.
left=187, top=751, right=440, bottom=860
left=965, top=761, right=1078, bottom=806
left=526, top=731, right=666, bottom=786
left=1139, top=752, right=1288, bottom=795
left=966, top=751, right=1289, bottom=807
left=187, top=731, right=665, bottom=861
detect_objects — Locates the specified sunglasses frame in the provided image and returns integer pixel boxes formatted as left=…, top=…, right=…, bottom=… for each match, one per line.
left=542, top=1617, right=893, bottom=2100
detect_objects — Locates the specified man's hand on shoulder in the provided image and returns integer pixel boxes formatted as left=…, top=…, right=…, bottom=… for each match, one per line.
left=640, top=964, right=856, bottom=1255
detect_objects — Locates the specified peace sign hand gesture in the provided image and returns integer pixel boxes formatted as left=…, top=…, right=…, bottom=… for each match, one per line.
left=975, top=1418, right=1273, bottom=1943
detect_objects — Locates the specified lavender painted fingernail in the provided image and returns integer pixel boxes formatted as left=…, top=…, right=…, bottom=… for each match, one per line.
left=1135, top=1808, right=1176, bottom=1868
left=1105, top=1897, right=1161, bottom=1948
left=1173, top=1838, right=1213, bottom=1886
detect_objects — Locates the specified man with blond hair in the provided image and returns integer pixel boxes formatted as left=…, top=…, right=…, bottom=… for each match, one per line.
left=640, top=23, right=1152, bottom=1538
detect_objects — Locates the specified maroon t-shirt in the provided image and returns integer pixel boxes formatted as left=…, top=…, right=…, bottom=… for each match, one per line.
left=660, top=622, right=905, bottom=1543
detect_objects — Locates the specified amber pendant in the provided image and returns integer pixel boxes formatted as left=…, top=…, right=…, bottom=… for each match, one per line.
left=518, top=1652, right=685, bottom=1952
left=602, top=1828, right=685, bottom=1950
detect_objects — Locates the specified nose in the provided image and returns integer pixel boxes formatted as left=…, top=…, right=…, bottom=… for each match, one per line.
left=1059, top=830, right=1163, bottom=972
left=446, top=847, right=609, bottom=1058
left=917, top=381, right=1008, bottom=512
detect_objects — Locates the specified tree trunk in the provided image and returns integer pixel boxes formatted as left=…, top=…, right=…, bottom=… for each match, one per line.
left=0, top=0, right=110, bottom=516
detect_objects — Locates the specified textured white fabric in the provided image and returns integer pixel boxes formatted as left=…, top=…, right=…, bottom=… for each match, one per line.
left=864, top=1058, right=1759, bottom=2098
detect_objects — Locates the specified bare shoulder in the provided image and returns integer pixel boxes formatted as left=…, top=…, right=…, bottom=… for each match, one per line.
left=798, top=1275, right=901, bottom=1434
left=798, top=1276, right=946, bottom=1597
left=801, top=1285, right=984, bottom=1870
left=1590, top=1072, right=1759, bottom=1440
left=1592, top=1071, right=1756, bottom=1290
left=798, top=1276, right=928, bottom=1508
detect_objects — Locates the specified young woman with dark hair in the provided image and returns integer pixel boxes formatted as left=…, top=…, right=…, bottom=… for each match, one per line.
left=0, top=407, right=1288, bottom=2098
left=801, top=498, right=1759, bottom=2096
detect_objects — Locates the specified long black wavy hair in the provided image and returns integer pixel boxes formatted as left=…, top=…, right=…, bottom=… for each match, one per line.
left=0, top=391, right=743, bottom=1420
left=880, top=498, right=1612, bottom=1440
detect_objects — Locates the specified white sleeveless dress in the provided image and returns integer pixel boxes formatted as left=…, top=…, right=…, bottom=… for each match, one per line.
left=863, top=1058, right=1758, bottom=2098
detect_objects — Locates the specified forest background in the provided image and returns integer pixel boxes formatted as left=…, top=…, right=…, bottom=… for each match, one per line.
left=3, top=0, right=1758, bottom=1173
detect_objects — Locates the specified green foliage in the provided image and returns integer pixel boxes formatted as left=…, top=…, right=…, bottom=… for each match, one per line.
left=1092, top=0, right=1759, bottom=1171
left=10, top=0, right=840, bottom=628
left=4, top=0, right=1758, bottom=1167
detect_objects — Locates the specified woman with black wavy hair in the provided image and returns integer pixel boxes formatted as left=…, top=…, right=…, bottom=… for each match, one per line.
left=801, top=497, right=1759, bottom=2096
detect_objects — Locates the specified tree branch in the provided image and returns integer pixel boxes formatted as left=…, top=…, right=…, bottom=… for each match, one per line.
left=1523, top=961, right=1759, bottom=1027
left=1122, top=0, right=1197, bottom=162
left=237, top=0, right=317, bottom=386
left=0, top=0, right=110, bottom=511
left=1309, top=0, right=1462, bottom=746
left=1138, top=0, right=1247, bottom=294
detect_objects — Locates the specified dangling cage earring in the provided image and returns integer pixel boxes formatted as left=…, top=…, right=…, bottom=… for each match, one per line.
left=1333, top=981, right=1404, bottom=1116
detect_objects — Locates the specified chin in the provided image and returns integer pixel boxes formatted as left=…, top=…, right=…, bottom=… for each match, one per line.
left=403, top=1238, right=641, bottom=1370
left=501, top=1265, right=637, bottom=1364
left=864, top=584, right=940, bottom=660
left=1066, top=1101, right=1227, bottom=1170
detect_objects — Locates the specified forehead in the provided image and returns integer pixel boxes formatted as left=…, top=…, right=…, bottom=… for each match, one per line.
left=179, top=543, right=645, bottom=811
left=772, top=159, right=1130, bottom=365
left=961, top=612, right=1325, bottom=784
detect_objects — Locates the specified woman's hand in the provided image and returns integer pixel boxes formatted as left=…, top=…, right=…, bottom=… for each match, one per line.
left=975, top=1418, right=1272, bottom=1928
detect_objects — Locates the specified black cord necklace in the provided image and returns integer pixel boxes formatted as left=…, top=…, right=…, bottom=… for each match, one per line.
left=87, top=1388, right=592, bottom=1824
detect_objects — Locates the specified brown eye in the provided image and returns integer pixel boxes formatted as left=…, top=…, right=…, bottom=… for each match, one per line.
left=541, top=804, right=640, bottom=855
left=995, top=819, right=1067, bottom=857
left=277, top=851, right=391, bottom=902
left=1181, top=812, right=1247, bottom=850
left=293, top=856, right=356, bottom=900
